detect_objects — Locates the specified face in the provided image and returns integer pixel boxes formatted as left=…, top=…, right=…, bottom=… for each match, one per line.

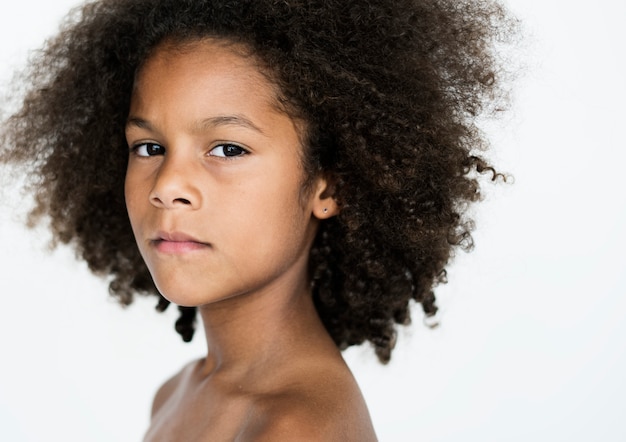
left=124, top=39, right=336, bottom=307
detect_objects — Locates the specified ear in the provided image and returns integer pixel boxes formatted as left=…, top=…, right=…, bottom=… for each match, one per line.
left=311, top=175, right=339, bottom=220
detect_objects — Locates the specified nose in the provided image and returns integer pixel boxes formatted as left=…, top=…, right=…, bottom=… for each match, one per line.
left=149, top=156, right=201, bottom=210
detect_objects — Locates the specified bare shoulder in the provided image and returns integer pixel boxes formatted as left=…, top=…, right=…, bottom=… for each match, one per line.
left=150, top=359, right=198, bottom=418
left=244, top=401, right=378, bottom=442
left=241, top=359, right=378, bottom=441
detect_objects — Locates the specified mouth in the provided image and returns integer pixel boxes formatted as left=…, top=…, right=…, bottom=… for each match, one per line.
left=151, top=231, right=210, bottom=254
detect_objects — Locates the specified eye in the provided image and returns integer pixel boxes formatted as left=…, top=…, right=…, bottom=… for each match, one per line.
left=132, top=142, right=165, bottom=157
left=209, top=143, right=248, bottom=158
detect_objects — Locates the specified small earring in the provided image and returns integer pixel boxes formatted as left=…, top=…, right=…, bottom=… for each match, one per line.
left=323, top=208, right=328, bottom=214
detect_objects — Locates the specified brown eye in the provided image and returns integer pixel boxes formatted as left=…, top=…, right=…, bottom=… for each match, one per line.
left=133, top=142, right=165, bottom=157
left=209, top=143, right=248, bottom=158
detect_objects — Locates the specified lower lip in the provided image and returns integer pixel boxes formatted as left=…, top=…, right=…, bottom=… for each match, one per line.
left=153, top=240, right=209, bottom=254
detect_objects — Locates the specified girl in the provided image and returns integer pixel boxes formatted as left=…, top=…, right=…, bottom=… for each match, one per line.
left=0, top=0, right=514, bottom=439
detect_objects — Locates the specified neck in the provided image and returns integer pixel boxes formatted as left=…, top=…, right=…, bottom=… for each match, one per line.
left=196, top=270, right=337, bottom=382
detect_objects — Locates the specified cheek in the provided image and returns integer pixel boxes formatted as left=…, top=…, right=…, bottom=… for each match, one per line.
left=124, top=168, right=146, bottom=233
left=124, top=176, right=137, bottom=220
left=249, top=169, right=306, bottom=220
left=224, top=172, right=308, bottom=246
left=257, top=179, right=311, bottom=249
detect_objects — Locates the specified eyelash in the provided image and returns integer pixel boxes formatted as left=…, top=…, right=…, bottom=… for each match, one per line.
left=130, top=142, right=249, bottom=159
left=209, top=143, right=249, bottom=159
left=131, top=142, right=164, bottom=157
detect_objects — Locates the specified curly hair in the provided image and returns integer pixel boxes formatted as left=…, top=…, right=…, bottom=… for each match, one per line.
left=0, top=0, right=515, bottom=363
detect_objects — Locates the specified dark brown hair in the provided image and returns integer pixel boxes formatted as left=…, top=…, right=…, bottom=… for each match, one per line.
left=0, top=0, right=516, bottom=363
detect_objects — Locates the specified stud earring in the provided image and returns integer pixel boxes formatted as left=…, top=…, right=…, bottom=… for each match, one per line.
left=323, top=208, right=328, bottom=214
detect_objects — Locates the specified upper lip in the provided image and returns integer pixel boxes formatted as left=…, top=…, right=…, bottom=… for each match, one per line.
left=155, top=231, right=205, bottom=243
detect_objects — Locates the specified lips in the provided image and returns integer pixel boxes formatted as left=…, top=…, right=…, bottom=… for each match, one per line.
left=152, top=231, right=210, bottom=254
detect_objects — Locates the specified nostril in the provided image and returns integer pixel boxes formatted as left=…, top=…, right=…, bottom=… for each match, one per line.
left=149, top=196, right=192, bottom=207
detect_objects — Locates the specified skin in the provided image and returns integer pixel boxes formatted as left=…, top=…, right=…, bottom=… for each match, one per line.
left=124, top=38, right=377, bottom=441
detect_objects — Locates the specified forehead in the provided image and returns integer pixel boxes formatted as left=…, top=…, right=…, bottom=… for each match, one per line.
left=134, top=38, right=276, bottom=103
left=131, top=40, right=272, bottom=128
left=129, top=37, right=309, bottom=148
left=129, top=38, right=308, bottom=146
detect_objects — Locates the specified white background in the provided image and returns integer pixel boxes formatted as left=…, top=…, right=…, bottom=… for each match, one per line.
left=1, top=1, right=625, bottom=441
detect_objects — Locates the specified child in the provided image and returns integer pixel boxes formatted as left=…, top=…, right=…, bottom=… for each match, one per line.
left=0, top=0, right=514, bottom=439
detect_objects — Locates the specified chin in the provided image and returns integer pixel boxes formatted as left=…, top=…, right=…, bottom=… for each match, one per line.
left=156, top=288, right=210, bottom=307
left=152, top=280, right=233, bottom=308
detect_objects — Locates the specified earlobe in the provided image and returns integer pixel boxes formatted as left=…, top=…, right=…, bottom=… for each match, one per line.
left=313, top=201, right=338, bottom=219
left=312, top=176, right=339, bottom=219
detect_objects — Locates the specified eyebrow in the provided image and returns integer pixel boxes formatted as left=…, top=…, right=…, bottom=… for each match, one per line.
left=126, top=115, right=266, bottom=136
left=194, top=115, right=265, bottom=135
